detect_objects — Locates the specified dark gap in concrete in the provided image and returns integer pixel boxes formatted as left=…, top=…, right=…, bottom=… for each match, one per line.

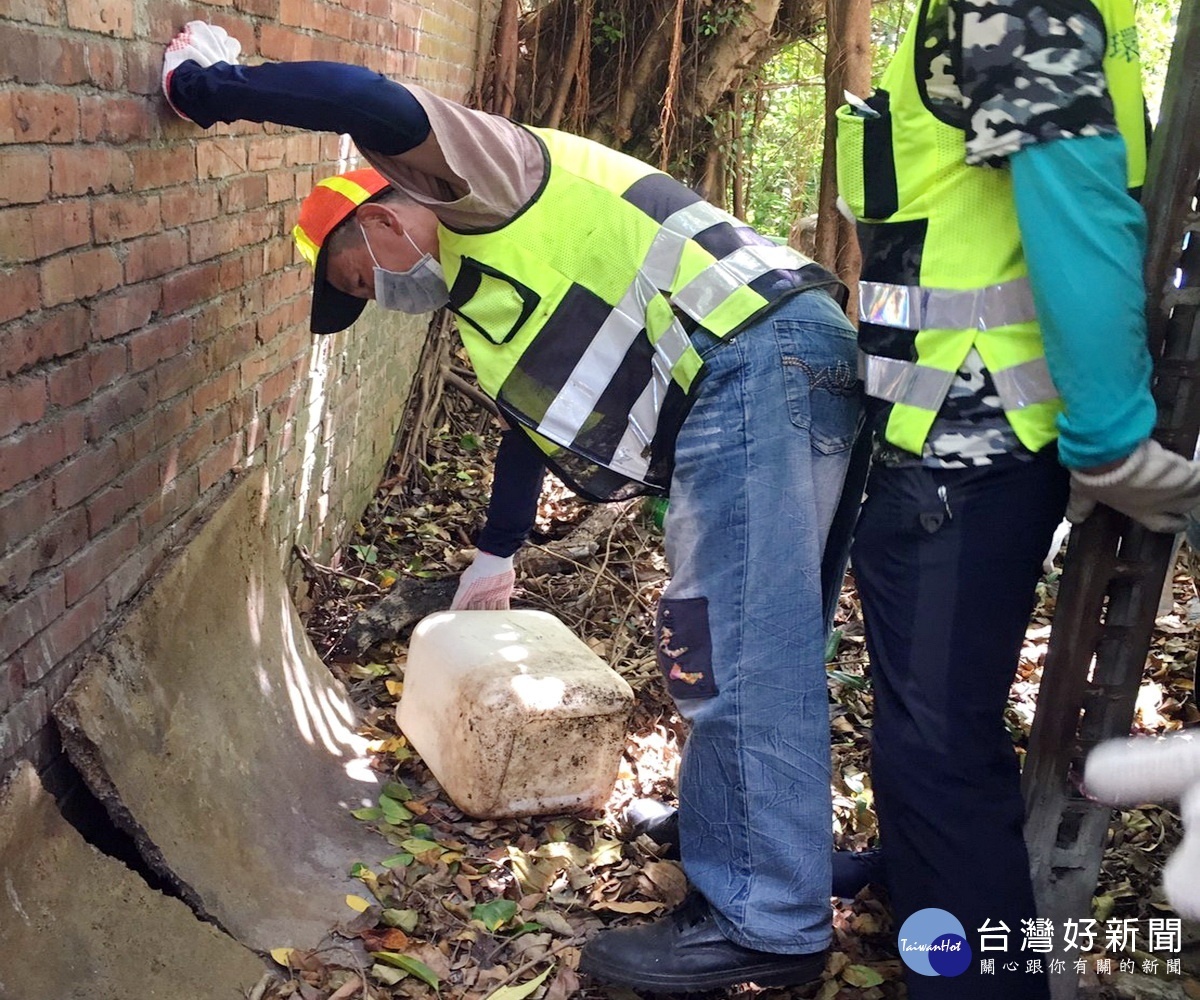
left=42, top=747, right=175, bottom=896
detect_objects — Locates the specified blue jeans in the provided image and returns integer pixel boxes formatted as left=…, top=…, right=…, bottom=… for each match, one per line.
left=660, top=288, right=862, bottom=953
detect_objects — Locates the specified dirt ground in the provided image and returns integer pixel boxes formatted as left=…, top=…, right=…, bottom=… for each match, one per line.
left=281, top=399, right=1199, bottom=1000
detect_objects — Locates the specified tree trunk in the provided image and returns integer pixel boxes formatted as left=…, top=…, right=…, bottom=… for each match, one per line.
left=814, top=0, right=870, bottom=312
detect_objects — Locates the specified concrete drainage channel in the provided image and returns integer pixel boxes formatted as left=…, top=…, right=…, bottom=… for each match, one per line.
left=0, top=469, right=388, bottom=1000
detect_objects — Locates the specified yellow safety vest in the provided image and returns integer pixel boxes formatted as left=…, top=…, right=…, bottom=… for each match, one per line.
left=835, top=0, right=1147, bottom=456
left=436, top=126, right=843, bottom=501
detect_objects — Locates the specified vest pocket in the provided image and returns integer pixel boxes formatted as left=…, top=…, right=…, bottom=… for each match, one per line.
left=448, top=257, right=541, bottom=345
left=835, top=90, right=899, bottom=221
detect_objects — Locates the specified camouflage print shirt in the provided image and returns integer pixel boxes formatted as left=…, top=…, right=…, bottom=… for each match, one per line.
left=879, top=0, right=1122, bottom=469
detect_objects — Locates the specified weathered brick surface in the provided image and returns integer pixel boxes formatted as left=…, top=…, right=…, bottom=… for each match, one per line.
left=0, top=0, right=501, bottom=775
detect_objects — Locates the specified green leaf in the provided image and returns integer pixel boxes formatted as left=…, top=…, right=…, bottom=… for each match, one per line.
left=459, top=432, right=481, bottom=452
left=485, top=966, right=552, bottom=1000
left=370, top=963, right=406, bottom=985
left=382, top=852, right=415, bottom=869
left=401, top=838, right=442, bottom=856
left=351, top=807, right=384, bottom=822
left=371, top=952, right=440, bottom=988
left=842, top=964, right=884, bottom=988
left=411, top=823, right=432, bottom=838
left=380, top=797, right=413, bottom=825
left=472, top=898, right=519, bottom=932
left=381, top=908, right=420, bottom=931
left=349, top=862, right=372, bottom=878
left=381, top=781, right=414, bottom=802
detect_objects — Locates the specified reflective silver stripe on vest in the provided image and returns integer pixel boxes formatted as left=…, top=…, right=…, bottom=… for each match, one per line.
left=859, top=277, right=1037, bottom=331
left=538, top=200, right=814, bottom=458
left=675, top=244, right=810, bottom=322
left=990, top=357, right=1059, bottom=410
left=859, top=353, right=1059, bottom=412
left=858, top=354, right=957, bottom=412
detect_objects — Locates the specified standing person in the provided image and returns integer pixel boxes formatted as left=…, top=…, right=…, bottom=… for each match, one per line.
left=161, top=25, right=863, bottom=992
left=837, top=2, right=1200, bottom=998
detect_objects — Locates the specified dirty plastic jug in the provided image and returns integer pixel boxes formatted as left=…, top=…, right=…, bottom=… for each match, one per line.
left=396, top=609, right=635, bottom=819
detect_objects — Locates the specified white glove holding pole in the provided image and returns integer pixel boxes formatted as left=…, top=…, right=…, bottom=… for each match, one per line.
left=1066, top=439, right=1200, bottom=534
left=162, top=21, right=242, bottom=120
left=450, top=551, right=516, bottom=611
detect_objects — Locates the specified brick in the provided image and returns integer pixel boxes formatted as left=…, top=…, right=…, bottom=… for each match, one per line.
left=0, top=305, right=89, bottom=375
left=50, top=145, right=133, bottom=195
left=65, top=0, right=134, bottom=37
left=87, top=36, right=126, bottom=89
left=92, top=192, right=161, bottom=242
left=161, top=262, right=219, bottom=315
left=159, top=186, right=219, bottom=227
left=129, top=145, right=194, bottom=190
left=53, top=439, right=118, bottom=509
left=64, top=518, right=139, bottom=605
left=221, top=173, right=268, bottom=213
left=39, top=245, right=123, bottom=306
left=88, top=340, right=127, bottom=390
left=0, top=149, right=51, bottom=206
left=194, top=370, right=238, bottom=416
left=2, top=0, right=63, bottom=24
left=128, top=316, right=192, bottom=374
left=0, top=479, right=54, bottom=554
left=199, top=432, right=242, bottom=492
left=79, top=95, right=153, bottom=143
left=111, top=416, right=155, bottom=470
left=0, top=576, right=65, bottom=662
left=90, top=283, right=160, bottom=341
left=235, top=0, right=279, bottom=16
left=0, top=659, right=26, bottom=716
left=0, top=269, right=40, bottom=325
left=0, top=376, right=47, bottom=438
left=85, top=377, right=153, bottom=439
left=46, top=352, right=93, bottom=407
left=247, top=136, right=287, bottom=172
left=85, top=457, right=159, bottom=534
left=33, top=200, right=92, bottom=258
left=0, top=689, right=51, bottom=762
left=123, top=230, right=188, bottom=283
left=154, top=350, right=203, bottom=402
left=196, top=136, right=248, bottom=179
left=16, top=589, right=108, bottom=685
left=0, top=25, right=89, bottom=86
left=0, top=207, right=36, bottom=264
left=260, top=23, right=316, bottom=61
left=0, top=89, right=79, bottom=144
left=0, top=411, right=85, bottom=492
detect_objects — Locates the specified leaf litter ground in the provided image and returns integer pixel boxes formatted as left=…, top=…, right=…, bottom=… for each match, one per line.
left=283, top=406, right=1200, bottom=1000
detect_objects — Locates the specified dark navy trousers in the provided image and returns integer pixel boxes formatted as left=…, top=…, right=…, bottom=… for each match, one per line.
left=851, top=447, right=1069, bottom=1000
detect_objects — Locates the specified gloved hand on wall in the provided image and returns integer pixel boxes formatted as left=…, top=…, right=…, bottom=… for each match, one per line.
left=450, top=551, right=516, bottom=611
left=1084, top=731, right=1200, bottom=919
left=162, top=21, right=242, bottom=120
left=1066, top=439, right=1200, bottom=534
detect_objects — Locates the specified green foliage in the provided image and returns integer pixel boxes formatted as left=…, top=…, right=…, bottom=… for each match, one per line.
left=735, top=0, right=1178, bottom=238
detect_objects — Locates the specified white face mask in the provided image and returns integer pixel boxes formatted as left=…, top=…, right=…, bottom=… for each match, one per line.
left=359, top=223, right=449, bottom=314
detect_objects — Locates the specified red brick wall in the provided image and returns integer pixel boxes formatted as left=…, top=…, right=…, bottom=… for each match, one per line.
left=0, top=0, right=501, bottom=777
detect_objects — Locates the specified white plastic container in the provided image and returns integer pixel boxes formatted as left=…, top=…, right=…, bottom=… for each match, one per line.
left=397, top=609, right=635, bottom=818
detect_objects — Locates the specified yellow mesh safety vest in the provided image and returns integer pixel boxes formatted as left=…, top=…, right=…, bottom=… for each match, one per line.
left=835, top=0, right=1147, bottom=456
left=438, top=126, right=843, bottom=500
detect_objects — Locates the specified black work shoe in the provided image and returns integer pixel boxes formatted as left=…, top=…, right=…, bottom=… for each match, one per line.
left=579, top=893, right=827, bottom=992
left=625, top=800, right=887, bottom=897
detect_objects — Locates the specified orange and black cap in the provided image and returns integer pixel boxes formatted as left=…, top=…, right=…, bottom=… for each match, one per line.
left=292, top=168, right=392, bottom=335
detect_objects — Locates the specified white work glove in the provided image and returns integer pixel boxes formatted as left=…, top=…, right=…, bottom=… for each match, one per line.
left=1066, top=439, right=1200, bottom=534
left=162, top=21, right=242, bottom=121
left=1084, top=733, right=1200, bottom=919
left=450, top=551, right=515, bottom=611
